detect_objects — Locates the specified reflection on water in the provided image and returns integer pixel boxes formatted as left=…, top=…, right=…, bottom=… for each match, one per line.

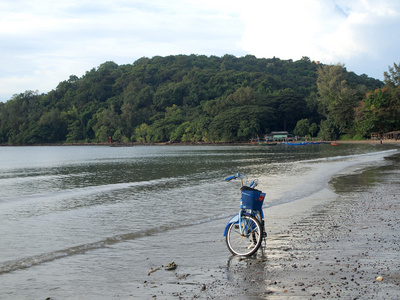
left=331, top=152, right=400, bottom=193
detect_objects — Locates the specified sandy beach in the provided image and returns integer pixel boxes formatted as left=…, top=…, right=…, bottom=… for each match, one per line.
left=212, top=154, right=400, bottom=299
left=243, top=179, right=400, bottom=299
left=136, top=152, right=400, bottom=300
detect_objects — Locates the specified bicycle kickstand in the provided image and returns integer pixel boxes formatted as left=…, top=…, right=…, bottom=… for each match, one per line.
left=261, top=220, right=267, bottom=244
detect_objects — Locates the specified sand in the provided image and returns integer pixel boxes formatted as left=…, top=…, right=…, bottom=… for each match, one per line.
left=230, top=185, right=400, bottom=299
left=136, top=152, right=400, bottom=300
left=199, top=158, right=400, bottom=299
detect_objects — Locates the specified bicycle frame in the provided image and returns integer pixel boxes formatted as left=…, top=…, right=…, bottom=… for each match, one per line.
left=223, top=173, right=265, bottom=237
left=223, top=209, right=264, bottom=237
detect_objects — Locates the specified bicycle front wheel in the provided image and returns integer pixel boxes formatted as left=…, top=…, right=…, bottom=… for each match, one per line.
left=225, top=214, right=262, bottom=256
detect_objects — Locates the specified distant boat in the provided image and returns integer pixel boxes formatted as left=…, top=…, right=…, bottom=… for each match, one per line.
left=286, top=141, right=322, bottom=146
left=308, top=141, right=322, bottom=144
left=331, top=142, right=339, bottom=146
left=286, top=142, right=307, bottom=146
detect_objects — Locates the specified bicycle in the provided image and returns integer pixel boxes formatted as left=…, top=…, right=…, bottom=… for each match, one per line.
left=223, top=173, right=267, bottom=256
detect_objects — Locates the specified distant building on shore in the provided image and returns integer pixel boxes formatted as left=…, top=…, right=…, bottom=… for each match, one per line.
left=264, top=131, right=295, bottom=142
left=371, top=131, right=400, bottom=140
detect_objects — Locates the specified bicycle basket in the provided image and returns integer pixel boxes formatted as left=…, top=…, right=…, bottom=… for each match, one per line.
left=241, top=187, right=265, bottom=210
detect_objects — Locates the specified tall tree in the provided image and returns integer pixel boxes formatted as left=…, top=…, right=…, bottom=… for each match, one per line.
left=355, top=62, right=400, bottom=137
left=383, top=62, right=400, bottom=126
left=316, top=64, right=358, bottom=138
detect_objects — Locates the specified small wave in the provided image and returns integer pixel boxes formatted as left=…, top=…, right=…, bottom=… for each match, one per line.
left=258, top=149, right=398, bottom=210
left=0, top=176, right=186, bottom=204
left=0, top=226, right=169, bottom=275
left=300, top=149, right=398, bottom=163
left=0, top=212, right=227, bottom=275
left=0, top=172, right=89, bottom=182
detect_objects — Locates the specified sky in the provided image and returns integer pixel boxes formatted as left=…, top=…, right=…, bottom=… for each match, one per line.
left=1, top=0, right=399, bottom=102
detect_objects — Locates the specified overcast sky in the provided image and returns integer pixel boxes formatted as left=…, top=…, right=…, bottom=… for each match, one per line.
left=1, top=0, right=399, bottom=101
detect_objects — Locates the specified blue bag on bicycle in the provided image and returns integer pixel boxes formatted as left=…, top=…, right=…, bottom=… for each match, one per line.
left=240, top=187, right=265, bottom=211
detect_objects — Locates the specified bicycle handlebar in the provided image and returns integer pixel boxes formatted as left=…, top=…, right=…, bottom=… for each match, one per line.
left=249, top=179, right=258, bottom=188
left=225, top=173, right=258, bottom=188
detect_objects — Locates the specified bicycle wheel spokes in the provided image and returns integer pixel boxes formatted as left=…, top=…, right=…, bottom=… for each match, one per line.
left=226, top=215, right=262, bottom=256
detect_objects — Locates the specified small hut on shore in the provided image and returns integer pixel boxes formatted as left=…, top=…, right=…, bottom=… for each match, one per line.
left=384, top=131, right=400, bottom=140
left=371, top=132, right=383, bottom=140
left=264, top=131, right=294, bottom=142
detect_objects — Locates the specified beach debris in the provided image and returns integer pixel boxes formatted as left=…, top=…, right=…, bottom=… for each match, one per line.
left=264, top=290, right=274, bottom=295
left=177, top=273, right=190, bottom=280
left=376, top=276, right=383, bottom=282
left=165, top=262, right=177, bottom=271
left=148, top=262, right=178, bottom=275
left=147, top=266, right=161, bottom=276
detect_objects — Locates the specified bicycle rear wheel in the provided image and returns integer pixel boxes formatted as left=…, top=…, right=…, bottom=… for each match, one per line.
left=225, top=214, right=262, bottom=256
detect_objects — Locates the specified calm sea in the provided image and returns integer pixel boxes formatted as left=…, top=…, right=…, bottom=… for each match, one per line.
left=0, top=144, right=398, bottom=299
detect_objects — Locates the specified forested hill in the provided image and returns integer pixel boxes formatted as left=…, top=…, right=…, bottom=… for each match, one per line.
left=1, top=54, right=396, bottom=145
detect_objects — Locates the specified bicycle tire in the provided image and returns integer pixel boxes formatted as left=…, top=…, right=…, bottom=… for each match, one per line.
left=225, top=214, right=262, bottom=256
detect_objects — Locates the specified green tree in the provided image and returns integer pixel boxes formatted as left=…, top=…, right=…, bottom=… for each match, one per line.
left=134, top=123, right=150, bottom=143
left=294, top=119, right=310, bottom=137
left=226, top=87, right=260, bottom=106
left=2, top=91, right=43, bottom=144
left=170, top=121, right=191, bottom=142
left=209, top=106, right=275, bottom=142
left=38, top=108, right=67, bottom=142
left=383, top=62, right=400, bottom=126
left=355, top=63, right=400, bottom=138
left=61, top=106, right=85, bottom=142
left=309, top=122, right=318, bottom=137
left=318, top=119, right=337, bottom=140
left=275, top=88, right=307, bottom=131
left=316, top=64, right=358, bottom=138
left=294, top=118, right=319, bottom=137
left=384, top=62, right=400, bottom=88
left=92, top=107, right=122, bottom=142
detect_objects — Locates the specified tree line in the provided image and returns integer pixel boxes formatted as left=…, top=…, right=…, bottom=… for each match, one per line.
left=0, top=54, right=397, bottom=145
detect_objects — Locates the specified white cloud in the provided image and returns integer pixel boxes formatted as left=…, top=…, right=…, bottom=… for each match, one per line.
left=239, top=0, right=400, bottom=77
left=0, top=0, right=399, bottom=101
left=0, top=0, right=246, bottom=101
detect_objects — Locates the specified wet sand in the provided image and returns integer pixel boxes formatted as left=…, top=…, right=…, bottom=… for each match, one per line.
left=244, top=181, right=400, bottom=299
left=216, top=155, right=400, bottom=299
left=136, top=153, right=400, bottom=300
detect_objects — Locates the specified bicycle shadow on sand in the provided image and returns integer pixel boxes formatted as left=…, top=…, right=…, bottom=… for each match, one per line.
left=224, top=232, right=295, bottom=298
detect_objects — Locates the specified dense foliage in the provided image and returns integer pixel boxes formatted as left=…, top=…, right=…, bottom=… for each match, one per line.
left=0, top=54, right=394, bottom=145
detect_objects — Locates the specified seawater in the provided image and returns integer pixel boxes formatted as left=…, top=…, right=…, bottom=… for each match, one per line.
left=0, top=144, right=398, bottom=298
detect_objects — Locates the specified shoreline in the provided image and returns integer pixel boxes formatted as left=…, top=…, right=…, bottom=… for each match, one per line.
left=204, top=153, right=400, bottom=299
left=131, top=152, right=400, bottom=299
left=1, top=139, right=400, bottom=147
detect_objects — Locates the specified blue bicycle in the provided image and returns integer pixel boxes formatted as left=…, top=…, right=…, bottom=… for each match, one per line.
left=223, top=173, right=267, bottom=256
